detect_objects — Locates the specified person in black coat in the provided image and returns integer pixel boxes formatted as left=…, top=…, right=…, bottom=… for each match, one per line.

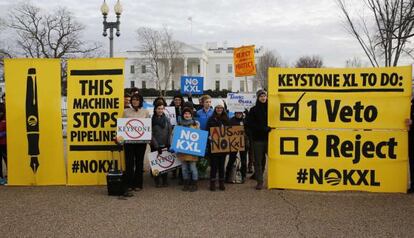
left=207, top=102, right=230, bottom=191
left=408, top=98, right=414, bottom=193
left=225, top=111, right=248, bottom=184
left=247, top=89, right=271, bottom=190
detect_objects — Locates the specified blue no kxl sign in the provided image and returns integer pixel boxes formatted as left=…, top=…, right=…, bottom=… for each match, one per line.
left=171, top=126, right=208, bottom=157
left=180, top=76, right=204, bottom=95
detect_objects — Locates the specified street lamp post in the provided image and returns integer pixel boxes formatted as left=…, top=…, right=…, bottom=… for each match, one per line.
left=101, top=0, right=123, bottom=58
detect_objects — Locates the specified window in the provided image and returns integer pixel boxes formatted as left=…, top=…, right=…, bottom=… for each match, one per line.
left=142, top=81, right=146, bottom=89
left=130, top=65, right=135, bottom=74
left=130, top=81, right=135, bottom=88
left=198, top=64, right=200, bottom=74
left=215, top=80, right=220, bottom=91
left=215, top=64, right=220, bottom=74
left=227, top=80, right=232, bottom=92
left=240, top=81, right=245, bottom=92
left=141, top=65, right=146, bottom=74
left=228, top=64, right=233, bottom=73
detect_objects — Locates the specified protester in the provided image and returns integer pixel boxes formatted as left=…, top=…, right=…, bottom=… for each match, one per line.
left=196, top=95, right=213, bottom=131
left=150, top=103, right=172, bottom=188
left=0, top=96, right=7, bottom=185
left=124, top=89, right=131, bottom=109
left=169, top=94, right=185, bottom=125
left=247, top=89, right=271, bottom=190
left=122, top=94, right=150, bottom=193
left=207, top=102, right=230, bottom=191
left=225, top=111, right=248, bottom=184
left=176, top=107, right=200, bottom=192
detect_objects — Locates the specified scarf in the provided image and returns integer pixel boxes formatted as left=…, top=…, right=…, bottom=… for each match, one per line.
left=180, top=118, right=196, bottom=127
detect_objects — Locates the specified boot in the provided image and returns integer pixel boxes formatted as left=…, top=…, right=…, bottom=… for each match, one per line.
left=182, top=179, right=190, bottom=191
left=189, top=180, right=198, bottom=192
left=154, top=177, right=161, bottom=188
left=255, top=181, right=263, bottom=190
left=219, top=180, right=225, bottom=191
left=210, top=180, right=216, bottom=191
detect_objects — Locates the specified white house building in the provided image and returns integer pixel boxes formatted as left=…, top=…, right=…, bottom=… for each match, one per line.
left=116, top=42, right=263, bottom=93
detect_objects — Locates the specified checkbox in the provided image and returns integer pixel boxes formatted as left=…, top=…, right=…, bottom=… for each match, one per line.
left=280, top=137, right=298, bottom=155
left=280, top=103, right=299, bottom=121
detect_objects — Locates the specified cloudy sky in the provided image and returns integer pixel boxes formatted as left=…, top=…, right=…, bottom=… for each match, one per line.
left=1, top=0, right=411, bottom=67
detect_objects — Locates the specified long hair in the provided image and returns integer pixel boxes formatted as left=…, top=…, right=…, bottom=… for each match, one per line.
left=130, top=94, right=144, bottom=108
left=213, top=107, right=229, bottom=123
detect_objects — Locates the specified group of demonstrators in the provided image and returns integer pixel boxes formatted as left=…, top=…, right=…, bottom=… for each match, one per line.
left=120, top=88, right=271, bottom=196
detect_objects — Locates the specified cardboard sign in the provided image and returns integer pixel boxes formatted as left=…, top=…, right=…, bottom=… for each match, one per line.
left=226, top=93, right=256, bottom=112
left=117, top=118, right=152, bottom=143
left=210, top=126, right=245, bottom=153
left=148, top=150, right=182, bottom=175
left=171, top=126, right=208, bottom=157
left=180, top=76, right=204, bottom=94
left=234, top=45, right=256, bottom=77
left=147, top=106, right=177, bottom=125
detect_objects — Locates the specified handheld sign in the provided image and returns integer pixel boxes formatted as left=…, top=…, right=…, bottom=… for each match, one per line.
left=226, top=93, right=256, bottom=112
left=180, top=76, right=204, bottom=94
left=210, top=126, right=245, bottom=153
left=148, top=150, right=182, bottom=175
left=234, top=45, right=256, bottom=77
left=171, top=126, right=208, bottom=157
left=117, top=118, right=152, bottom=143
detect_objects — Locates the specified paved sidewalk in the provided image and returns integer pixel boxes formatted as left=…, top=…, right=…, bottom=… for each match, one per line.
left=0, top=176, right=413, bottom=237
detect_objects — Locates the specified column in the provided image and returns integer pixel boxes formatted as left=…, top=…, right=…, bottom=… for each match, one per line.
left=184, top=57, right=188, bottom=76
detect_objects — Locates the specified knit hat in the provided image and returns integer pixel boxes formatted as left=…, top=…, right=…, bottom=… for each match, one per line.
left=256, top=89, right=267, bottom=97
left=215, top=100, right=225, bottom=108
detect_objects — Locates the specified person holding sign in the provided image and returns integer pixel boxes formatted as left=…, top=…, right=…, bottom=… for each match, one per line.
left=225, top=111, right=248, bottom=184
left=150, top=103, right=172, bottom=188
left=123, top=94, right=150, bottom=191
left=207, top=102, right=230, bottom=191
left=247, top=90, right=271, bottom=190
left=176, top=107, right=201, bottom=192
left=196, top=95, right=213, bottom=131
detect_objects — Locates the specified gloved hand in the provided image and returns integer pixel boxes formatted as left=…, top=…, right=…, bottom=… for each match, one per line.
left=157, top=148, right=163, bottom=155
left=168, top=147, right=175, bottom=153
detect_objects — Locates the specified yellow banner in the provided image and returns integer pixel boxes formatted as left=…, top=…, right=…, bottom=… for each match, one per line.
left=268, top=129, right=408, bottom=193
left=4, top=59, right=66, bottom=185
left=234, top=45, right=256, bottom=77
left=66, top=58, right=124, bottom=185
left=268, top=66, right=412, bottom=129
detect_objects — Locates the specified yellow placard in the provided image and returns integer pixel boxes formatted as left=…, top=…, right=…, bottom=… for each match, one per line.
left=234, top=45, right=256, bottom=77
left=268, top=66, right=412, bottom=129
left=268, top=129, right=408, bottom=193
left=66, top=58, right=124, bottom=185
left=4, top=59, right=66, bottom=185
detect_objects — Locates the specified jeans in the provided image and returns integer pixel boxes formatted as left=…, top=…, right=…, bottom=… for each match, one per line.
left=210, top=154, right=226, bottom=181
left=182, top=161, right=198, bottom=181
left=124, top=143, right=146, bottom=189
left=253, top=141, right=268, bottom=183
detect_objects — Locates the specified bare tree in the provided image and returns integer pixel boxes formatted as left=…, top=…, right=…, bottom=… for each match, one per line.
left=295, top=55, right=324, bottom=68
left=345, top=57, right=364, bottom=67
left=337, top=0, right=414, bottom=67
left=137, top=26, right=183, bottom=96
left=256, top=49, right=283, bottom=89
left=0, top=18, right=12, bottom=66
left=7, top=3, right=100, bottom=59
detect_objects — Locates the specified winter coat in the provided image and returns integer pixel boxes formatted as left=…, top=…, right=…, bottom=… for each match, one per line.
left=150, top=114, right=172, bottom=151
left=247, top=100, right=269, bottom=141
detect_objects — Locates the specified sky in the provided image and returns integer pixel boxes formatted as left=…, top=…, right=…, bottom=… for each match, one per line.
left=0, top=0, right=412, bottom=67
